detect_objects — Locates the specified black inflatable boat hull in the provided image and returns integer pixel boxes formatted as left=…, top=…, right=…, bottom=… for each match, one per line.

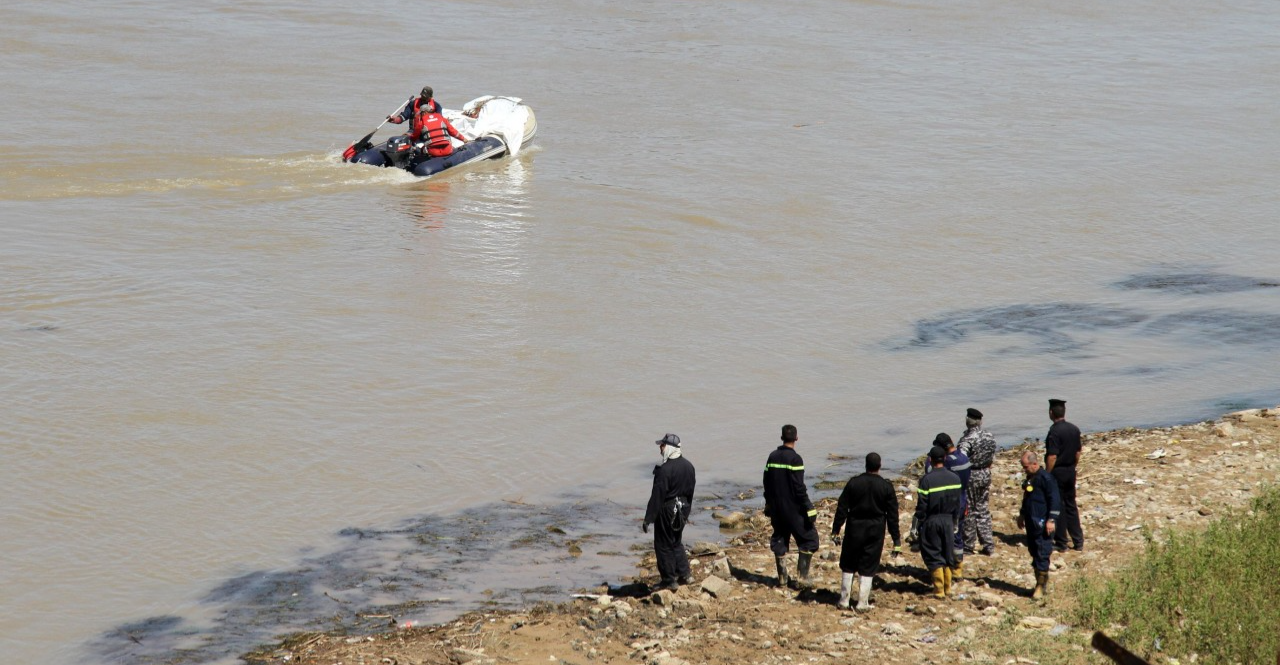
left=351, top=136, right=509, bottom=177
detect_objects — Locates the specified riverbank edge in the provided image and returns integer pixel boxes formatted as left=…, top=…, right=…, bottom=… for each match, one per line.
left=242, top=407, right=1280, bottom=665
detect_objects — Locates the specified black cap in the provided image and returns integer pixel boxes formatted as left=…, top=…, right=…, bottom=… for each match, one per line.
left=655, top=433, right=681, bottom=447
left=928, top=446, right=947, bottom=461
left=933, top=432, right=953, bottom=448
left=966, top=408, right=983, bottom=420
left=1049, top=399, right=1066, bottom=408
left=420, top=85, right=433, bottom=99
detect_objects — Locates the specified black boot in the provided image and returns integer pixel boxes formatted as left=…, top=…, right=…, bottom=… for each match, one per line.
left=797, top=551, right=814, bottom=587
left=774, top=555, right=790, bottom=588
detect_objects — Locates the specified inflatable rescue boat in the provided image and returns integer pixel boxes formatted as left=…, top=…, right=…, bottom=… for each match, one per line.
left=344, top=96, right=536, bottom=178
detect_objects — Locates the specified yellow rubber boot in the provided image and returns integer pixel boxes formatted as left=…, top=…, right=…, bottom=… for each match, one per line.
left=931, top=568, right=946, bottom=599
left=952, top=560, right=964, bottom=581
left=1032, top=570, right=1048, bottom=599
left=942, top=566, right=953, bottom=597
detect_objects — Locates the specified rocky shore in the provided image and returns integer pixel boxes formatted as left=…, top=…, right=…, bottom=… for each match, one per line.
left=246, top=408, right=1280, bottom=665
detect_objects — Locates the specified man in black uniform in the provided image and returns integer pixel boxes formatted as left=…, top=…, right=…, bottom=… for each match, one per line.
left=940, top=433, right=971, bottom=583
left=763, top=424, right=819, bottom=588
left=643, top=433, right=696, bottom=591
left=1045, top=398, right=1084, bottom=552
left=914, top=446, right=963, bottom=599
left=1018, top=450, right=1061, bottom=599
left=831, top=452, right=901, bottom=611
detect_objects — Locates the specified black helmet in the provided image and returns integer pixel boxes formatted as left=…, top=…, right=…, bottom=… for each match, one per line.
left=419, top=86, right=433, bottom=100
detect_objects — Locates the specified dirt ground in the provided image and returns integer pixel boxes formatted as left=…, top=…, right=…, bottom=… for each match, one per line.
left=245, top=408, right=1280, bottom=665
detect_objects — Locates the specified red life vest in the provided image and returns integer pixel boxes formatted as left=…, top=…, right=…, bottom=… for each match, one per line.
left=417, top=111, right=462, bottom=157
left=408, top=97, right=427, bottom=140
left=408, top=98, right=447, bottom=137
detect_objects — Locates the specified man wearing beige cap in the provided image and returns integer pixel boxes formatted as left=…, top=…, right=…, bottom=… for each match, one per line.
left=643, top=433, right=696, bottom=591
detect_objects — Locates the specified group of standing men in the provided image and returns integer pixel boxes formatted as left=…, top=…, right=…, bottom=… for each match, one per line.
left=642, top=399, right=1086, bottom=608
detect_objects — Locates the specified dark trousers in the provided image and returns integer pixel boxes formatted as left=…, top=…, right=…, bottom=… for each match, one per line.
left=1050, top=466, right=1084, bottom=549
left=839, top=518, right=886, bottom=576
left=953, top=496, right=967, bottom=558
left=1024, top=519, right=1053, bottom=571
left=770, top=513, right=819, bottom=556
left=919, top=514, right=956, bottom=571
left=654, top=517, right=690, bottom=583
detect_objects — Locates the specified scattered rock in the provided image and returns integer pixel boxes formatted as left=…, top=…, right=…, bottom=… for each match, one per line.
left=700, top=575, right=731, bottom=598
left=883, top=623, right=906, bottom=636
left=689, top=541, right=722, bottom=556
left=709, top=556, right=732, bottom=578
left=1019, top=616, right=1057, bottom=630
left=671, top=598, right=705, bottom=615
left=651, top=589, right=676, bottom=606
left=713, top=512, right=749, bottom=528
left=450, top=647, right=488, bottom=663
left=970, top=592, right=1003, bottom=610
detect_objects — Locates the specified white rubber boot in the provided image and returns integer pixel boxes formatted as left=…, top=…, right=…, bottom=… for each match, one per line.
left=856, top=575, right=874, bottom=612
left=837, top=572, right=854, bottom=609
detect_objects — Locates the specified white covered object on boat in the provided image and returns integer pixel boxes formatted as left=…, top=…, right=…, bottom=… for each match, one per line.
left=446, top=96, right=536, bottom=157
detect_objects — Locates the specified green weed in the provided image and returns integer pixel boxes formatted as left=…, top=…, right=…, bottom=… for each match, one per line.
left=1073, top=485, right=1280, bottom=664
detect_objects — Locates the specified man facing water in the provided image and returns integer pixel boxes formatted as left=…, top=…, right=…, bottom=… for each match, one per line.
left=643, top=433, right=696, bottom=591
left=915, top=445, right=963, bottom=599
left=958, top=407, right=997, bottom=556
left=831, top=452, right=901, bottom=611
left=763, top=424, right=819, bottom=587
left=1045, top=399, right=1084, bottom=552
left=941, top=434, right=971, bottom=583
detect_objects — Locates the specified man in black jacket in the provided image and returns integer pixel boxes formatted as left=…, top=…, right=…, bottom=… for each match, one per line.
left=831, top=452, right=901, bottom=611
left=764, top=424, right=819, bottom=587
left=643, top=433, right=696, bottom=591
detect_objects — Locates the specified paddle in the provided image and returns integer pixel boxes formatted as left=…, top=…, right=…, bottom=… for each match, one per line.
left=342, top=98, right=411, bottom=162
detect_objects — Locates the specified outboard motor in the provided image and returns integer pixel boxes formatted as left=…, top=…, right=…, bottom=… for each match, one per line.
left=382, top=135, right=416, bottom=169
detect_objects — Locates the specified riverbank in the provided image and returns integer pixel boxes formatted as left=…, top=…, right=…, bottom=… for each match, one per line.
left=244, top=408, right=1280, bottom=665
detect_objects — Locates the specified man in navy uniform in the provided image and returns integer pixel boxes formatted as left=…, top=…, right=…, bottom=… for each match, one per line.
left=941, top=433, right=971, bottom=584
left=764, top=424, right=819, bottom=588
left=643, top=433, right=696, bottom=591
left=1017, top=450, right=1061, bottom=599
left=914, top=445, right=963, bottom=599
left=1045, top=398, right=1084, bottom=552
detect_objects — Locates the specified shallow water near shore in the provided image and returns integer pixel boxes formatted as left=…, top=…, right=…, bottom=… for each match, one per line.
left=4, top=1, right=1280, bottom=663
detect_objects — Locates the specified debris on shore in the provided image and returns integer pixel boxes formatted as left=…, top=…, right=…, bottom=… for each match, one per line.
left=245, top=408, right=1280, bottom=665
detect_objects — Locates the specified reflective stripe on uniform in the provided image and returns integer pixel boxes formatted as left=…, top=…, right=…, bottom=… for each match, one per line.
left=766, top=463, right=804, bottom=471
left=806, top=509, right=817, bottom=517
left=917, top=484, right=963, bottom=495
